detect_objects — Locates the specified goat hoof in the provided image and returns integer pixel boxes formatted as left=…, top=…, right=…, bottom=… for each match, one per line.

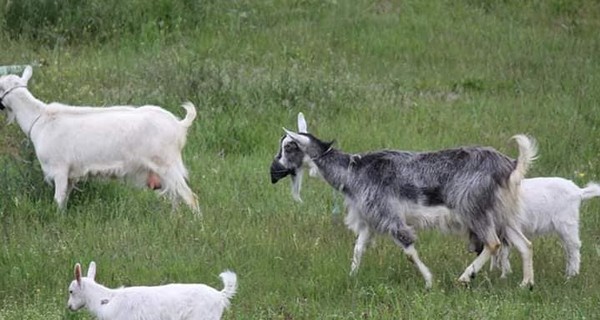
left=457, top=274, right=471, bottom=284
left=455, top=278, right=471, bottom=289
left=519, top=281, right=534, bottom=290
left=424, top=281, right=433, bottom=290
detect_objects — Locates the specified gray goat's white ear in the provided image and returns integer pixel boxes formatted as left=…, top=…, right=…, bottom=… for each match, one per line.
left=21, top=66, right=33, bottom=84
left=297, top=112, right=307, bottom=133
left=87, top=261, right=96, bottom=280
left=283, top=128, right=310, bottom=146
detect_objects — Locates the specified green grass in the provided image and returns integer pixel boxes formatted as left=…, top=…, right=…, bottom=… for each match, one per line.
left=1, top=0, right=600, bottom=318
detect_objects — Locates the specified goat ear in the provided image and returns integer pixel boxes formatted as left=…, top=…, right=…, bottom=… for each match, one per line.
left=326, top=139, right=336, bottom=149
left=283, top=128, right=310, bottom=146
left=21, top=66, right=33, bottom=84
left=297, top=112, right=308, bottom=133
left=74, top=263, right=82, bottom=286
left=87, top=261, right=96, bottom=280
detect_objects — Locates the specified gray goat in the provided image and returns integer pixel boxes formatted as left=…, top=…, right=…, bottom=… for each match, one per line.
left=271, top=113, right=537, bottom=288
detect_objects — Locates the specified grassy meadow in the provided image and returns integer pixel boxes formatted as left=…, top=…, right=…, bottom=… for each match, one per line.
left=1, top=0, right=600, bottom=318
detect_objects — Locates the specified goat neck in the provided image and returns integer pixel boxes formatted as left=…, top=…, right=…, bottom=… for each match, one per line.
left=311, top=148, right=354, bottom=194
left=81, top=278, right=114, bottom=316
left=4, top=88, right=45, bottom=138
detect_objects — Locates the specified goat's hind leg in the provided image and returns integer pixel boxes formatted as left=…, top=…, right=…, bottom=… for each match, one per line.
left=493, top=242, right=513, bottom=278
left=458, top=219, right=500, bottom=284
left=558, top=222, right=581, bottom=278
left=458, top=246, right=494, bottom=284
left=159, top=163, right=200, bottom=214
left=506, top=226, right=534, bottom=288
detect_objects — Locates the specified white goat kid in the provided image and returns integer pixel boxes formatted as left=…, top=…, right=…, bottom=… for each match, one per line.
left=492, top=177, right=600, bottom=278
left=0, top=66, right=199, bottom=212
left=67, top=262, right=237, bottom=320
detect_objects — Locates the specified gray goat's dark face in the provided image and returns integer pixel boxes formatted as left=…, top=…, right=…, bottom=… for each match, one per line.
left=283, top=130, right=334, bottom=160
left=270, top=135, right=306, bottom=184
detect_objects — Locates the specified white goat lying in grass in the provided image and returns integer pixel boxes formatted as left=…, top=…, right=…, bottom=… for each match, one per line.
left=68, top=262, right=237, bottom=320
left=0, top=66, right=199, bottom=212
left=489, top=177, right=600, bottom=278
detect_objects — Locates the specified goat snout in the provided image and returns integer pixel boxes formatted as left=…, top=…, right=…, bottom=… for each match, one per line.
left=270, top=160, right=295, bottom=184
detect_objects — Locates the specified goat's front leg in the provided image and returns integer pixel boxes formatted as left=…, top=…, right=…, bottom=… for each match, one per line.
left=53, top=171, right=70, bottom=210
left=350, top=227, right=371, bottom=276
left=391, top=226, right=433, bottom=289
left=402, top=244, right=433, bottom=289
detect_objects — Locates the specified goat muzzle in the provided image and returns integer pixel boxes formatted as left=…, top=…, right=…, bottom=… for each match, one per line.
left=0, top=85, right=28, bottom=111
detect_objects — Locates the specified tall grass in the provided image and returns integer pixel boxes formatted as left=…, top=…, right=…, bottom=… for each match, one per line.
left=1, top=0, right=599, bottom=318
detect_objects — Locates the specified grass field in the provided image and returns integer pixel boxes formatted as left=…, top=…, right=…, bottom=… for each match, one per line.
left=1, top=0, right=600, bottom=319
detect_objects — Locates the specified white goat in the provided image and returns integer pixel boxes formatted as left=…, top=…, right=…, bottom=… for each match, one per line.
left=67, top=262, right=237, bottom=320
left=0, top=66, right=199, bottom=211
left=491, top=177, right=600, bottom=278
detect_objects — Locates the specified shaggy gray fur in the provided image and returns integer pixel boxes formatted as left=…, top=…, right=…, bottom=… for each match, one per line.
left=295, top=133, right=515, bottom=248
left=273, top=115, right=537, bottom=288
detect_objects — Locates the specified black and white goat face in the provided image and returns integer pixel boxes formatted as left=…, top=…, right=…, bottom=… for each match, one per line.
left=270, top=112, right=324, bottom=202
left=270, top=135, right=305, bottom=184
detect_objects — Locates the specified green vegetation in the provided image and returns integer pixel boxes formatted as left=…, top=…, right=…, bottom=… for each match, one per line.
left=1, top=0, right=599, bottom=318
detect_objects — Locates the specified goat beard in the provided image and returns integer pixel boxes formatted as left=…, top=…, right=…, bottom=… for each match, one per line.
left=270, top=160, right=296, bottom=184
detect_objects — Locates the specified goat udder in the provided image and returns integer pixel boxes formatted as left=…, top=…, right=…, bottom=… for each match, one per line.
left=147, top=172, right=162, bottom=190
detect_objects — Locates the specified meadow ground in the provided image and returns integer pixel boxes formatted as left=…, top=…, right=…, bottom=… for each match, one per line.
left=1, top=0, right=600, bottom=319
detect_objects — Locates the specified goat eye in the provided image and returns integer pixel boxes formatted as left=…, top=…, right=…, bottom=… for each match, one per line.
left=69, top=290, right=73, bottom=294
left=285, top=143, right=298, bottom=152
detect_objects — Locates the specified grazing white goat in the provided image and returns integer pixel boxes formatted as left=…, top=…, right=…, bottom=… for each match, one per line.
left=0, top=66, right=199, bottom=211
left=490, top=177, right=600, bottom=278
left=67, top=262, right=237, bottom=320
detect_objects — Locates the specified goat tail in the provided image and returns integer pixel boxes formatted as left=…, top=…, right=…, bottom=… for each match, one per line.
left=581, top=182, right=600, bottom=200
left=509, top=134, right=538, bottom=186
left=179, top=101, right=197, bottom=128
left=219, top=270, right=237, bottom=307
